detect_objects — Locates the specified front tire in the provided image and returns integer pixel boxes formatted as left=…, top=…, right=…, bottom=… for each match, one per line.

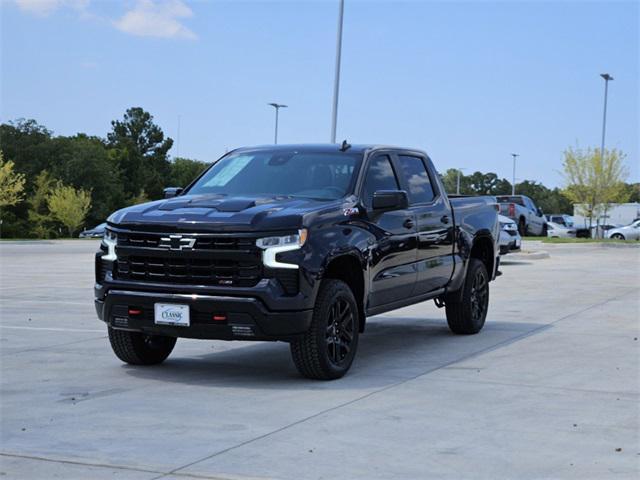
left=290, top=279, right=359, bottom=380
left=445, top=259, right=489, bottom=334
left=108, top=327, right=176, bottom=365
left=611, top=233, right=625, bottom=240
left=518, top=218, right=526, bottom=236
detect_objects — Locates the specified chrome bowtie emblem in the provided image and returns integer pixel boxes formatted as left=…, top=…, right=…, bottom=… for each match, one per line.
left=159, top=235, right=196, bottom=251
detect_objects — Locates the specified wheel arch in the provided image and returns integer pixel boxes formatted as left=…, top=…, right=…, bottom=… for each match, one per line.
left=470, top=234, right=495, bottom=280
left=323, top=254, right=366, bottom=333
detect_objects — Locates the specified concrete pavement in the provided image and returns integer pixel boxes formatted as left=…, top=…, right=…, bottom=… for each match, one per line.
left=1, top=240, right=638, bottom=479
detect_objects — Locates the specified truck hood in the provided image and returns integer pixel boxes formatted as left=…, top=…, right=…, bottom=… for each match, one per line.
left=107, top=194, right=342, bottom=233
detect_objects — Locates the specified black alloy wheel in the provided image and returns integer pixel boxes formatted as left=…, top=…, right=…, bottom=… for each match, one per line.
left=469, top=268, right=489, bottom=325
left=325, top=297, right=356, bottom=367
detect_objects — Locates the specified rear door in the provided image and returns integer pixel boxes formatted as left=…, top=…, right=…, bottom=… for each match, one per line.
left=361, top=154, right=418, bottom=308
left=393, top=154, right=455, bottom=294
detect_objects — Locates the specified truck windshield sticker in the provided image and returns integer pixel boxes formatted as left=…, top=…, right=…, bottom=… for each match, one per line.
left=203, top=155, right=253, bottom=187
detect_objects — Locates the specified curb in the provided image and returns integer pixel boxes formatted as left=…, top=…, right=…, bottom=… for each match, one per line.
left=503, top=250, right=550, bottom=261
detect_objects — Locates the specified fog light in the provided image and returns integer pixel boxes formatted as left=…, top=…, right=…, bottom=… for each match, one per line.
left=212, top=314, right=227, bottom=322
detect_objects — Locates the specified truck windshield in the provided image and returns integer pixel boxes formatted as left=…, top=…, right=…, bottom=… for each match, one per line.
left=187, top=150, right=362, bottom=200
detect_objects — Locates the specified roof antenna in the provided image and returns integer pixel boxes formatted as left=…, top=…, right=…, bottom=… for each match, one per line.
left=340, top=139, right=351, bottom=152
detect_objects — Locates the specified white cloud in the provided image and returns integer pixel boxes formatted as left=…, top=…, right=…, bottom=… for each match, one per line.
left=14, top=0, right=89, bottom=17
left=114, top=0, right=196, bottom=40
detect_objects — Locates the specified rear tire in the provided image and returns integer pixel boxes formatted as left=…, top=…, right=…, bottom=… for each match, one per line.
left=445, top=258, right=489, bottom=334
left=290, top=279, right=359, bottom=380
left=108, top=327, right=176, bottom=365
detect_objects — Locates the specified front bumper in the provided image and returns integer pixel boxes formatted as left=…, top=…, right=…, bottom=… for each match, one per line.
left=499, top=229, right=521, bottom=255
left=96, top=289, right=313, bottom=341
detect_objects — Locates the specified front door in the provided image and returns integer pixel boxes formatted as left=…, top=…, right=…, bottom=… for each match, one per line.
left=361, top=154, right=418, bottom=308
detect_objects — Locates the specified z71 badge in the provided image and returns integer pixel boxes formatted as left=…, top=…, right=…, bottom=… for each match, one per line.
left=343, top=207, right=360, bottom=216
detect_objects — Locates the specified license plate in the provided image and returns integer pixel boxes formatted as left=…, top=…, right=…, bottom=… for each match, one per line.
left=154, top=303, right=190, bottom=327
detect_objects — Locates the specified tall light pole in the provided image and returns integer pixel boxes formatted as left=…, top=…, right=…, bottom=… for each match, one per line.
left=511, top=153, right=519, bottom=195
left=456, top=168, right=467, bottom=195
left=268, top=103, right=287, bottom=144
left=330, top=0, right=345, bottom=143
left=600, top=73, right=614, bottom=159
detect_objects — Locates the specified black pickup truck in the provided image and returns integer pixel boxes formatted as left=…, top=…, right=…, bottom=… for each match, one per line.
left=95, top=144, right=499, bottom=379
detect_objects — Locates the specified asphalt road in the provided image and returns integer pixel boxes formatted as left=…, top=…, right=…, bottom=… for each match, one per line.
left=1, top=240, right=638, bottom=479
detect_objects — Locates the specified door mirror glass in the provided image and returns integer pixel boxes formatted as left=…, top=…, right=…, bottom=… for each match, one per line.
left=164, top=187, right=183, bottom=199
left=372, top=190, right=409, bottom=211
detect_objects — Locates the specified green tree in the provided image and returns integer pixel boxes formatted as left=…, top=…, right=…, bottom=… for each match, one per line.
left=170, top=157, right=208, bottom=188
left=129, top=189, right=150, bottom=205
left=562, top=146, right=629, bottom=232
left=47, top=182, right=92, bottom=237
left=108, top=107, right=173, bottom=199
left=625, top=183, right=640, bottom=203
left=50, top=134, right=126, bottom=226
left=0, top=151, right=26, bottom=209
left=466, top=171, right=512, bottom=195
left=27, top=170, right=57, bottom=238
left=0, top=120, right=53, bottom=180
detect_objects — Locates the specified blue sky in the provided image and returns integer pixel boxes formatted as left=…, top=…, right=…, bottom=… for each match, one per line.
left=1, top=0, right=638, bottom=187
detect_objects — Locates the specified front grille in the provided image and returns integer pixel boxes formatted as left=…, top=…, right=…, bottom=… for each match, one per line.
left=118, top=232, right=255, bottom=251
left=113, top=231, right=262, bottom=287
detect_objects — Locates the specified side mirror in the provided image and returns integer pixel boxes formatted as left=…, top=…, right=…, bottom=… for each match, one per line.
left=163, top=187, right=183, bottom=199
left=537, top=207, right=543, bottom=216
left=372, top=190, right=409, bottom=211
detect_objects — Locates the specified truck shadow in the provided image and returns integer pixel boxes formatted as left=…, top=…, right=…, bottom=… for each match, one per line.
left=123, top=317, right=549, bottom=390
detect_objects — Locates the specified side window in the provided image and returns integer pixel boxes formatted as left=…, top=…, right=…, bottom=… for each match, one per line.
left=362, top=155, right=399, bottom=207
left=397, top=155, right=435, bottom=204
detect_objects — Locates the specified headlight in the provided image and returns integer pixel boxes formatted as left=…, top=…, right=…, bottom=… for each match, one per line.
left=500, top=222, right=516, bottom=231
left=102, top=228, right=117, bottom=261
left=256, top=229, right=307, bottom=269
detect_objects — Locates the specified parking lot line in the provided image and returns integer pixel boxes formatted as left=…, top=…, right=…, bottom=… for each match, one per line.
left=0, top=325, right=105, bottom=333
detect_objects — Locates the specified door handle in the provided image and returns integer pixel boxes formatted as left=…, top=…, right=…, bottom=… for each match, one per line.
left=441, top=215, right=450, bottom=224
left=403, top=218, right=415, bottom=229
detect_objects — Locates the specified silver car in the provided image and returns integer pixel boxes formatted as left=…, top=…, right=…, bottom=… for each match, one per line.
left=606, top=220, right=640, bottom=240
left=499, top=214, right=522, bottom=254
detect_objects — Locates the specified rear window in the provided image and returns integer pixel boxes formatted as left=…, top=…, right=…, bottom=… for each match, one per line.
left=497, top=196, right=525, bottom=206
left=397, top=155, right=435, bottom=204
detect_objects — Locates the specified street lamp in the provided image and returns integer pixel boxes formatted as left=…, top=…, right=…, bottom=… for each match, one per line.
left=330, top=0, right=345, bottom=143
left=455, top=168, right=467, bottom=195
left=511, top=153, right=520, bottom=195
left=599, top=73, right=614, bottom=159
left=268, top=103, right=287, bottom=144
